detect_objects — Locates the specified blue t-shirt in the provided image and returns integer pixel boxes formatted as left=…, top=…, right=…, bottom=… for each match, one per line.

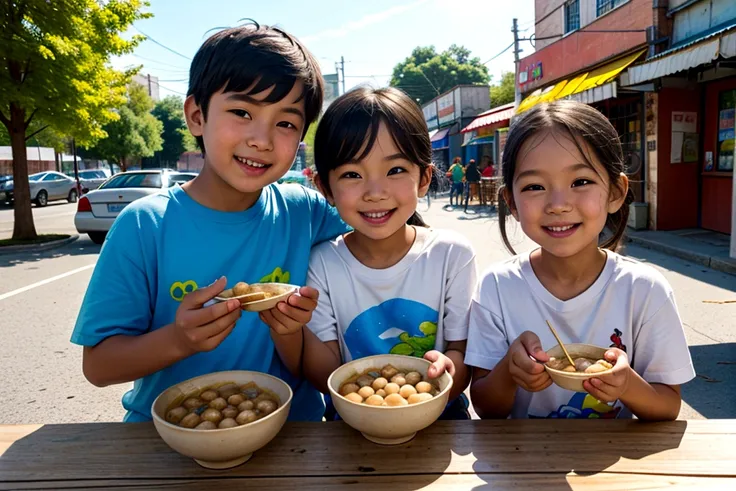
left=71, top=184, right=348, bottom=422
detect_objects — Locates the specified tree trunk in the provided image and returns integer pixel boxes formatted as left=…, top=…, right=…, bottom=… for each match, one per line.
left=9, top=103, right=37, bottom=240
left=120, top=157, right=127, bottom=172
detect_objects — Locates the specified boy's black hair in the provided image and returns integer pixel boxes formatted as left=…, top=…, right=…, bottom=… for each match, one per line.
left=314, top=86, right=431, bottom=227
left=498, top=100, right=633, bottom=253
left=187, top=21, right=323, bottom=152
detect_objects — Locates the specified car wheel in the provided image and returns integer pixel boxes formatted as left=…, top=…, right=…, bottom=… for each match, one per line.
left=35, top=190, right=48, bottom=207
left=68, top=188, right=78, bottom=203
left=88, top=232, right=107, bottom=245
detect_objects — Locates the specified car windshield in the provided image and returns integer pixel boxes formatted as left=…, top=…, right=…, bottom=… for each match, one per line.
left=28, top=174, right=44, bottom=182
left=100, top=173, right=162, bottom=189
left=166, top=173, right=195, bottom=187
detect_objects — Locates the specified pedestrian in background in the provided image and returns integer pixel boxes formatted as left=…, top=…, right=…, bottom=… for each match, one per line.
left=447, top=157, right=465, bottom=206
left=464, top=158, right=481, bottom=211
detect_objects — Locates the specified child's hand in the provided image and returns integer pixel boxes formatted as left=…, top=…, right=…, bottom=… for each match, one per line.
left=424, top=350, right=456, bottom=378
left=507, top=331, right=552, bottom=392
left=583, top=349, right=631, bottom=403
left=259, top=286, right=319, bottom=336
left=174, top=277, right=242, bottom=354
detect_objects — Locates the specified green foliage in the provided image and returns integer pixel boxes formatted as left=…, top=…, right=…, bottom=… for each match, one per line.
left=302, top=120, right=318, bottom=168
left=490, top=72, right=515, bottom=108
left=151, top=95, right=189, bottom=163
left=390, top=44, right=490, bottom=105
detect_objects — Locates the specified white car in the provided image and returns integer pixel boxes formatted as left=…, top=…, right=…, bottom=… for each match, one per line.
left=0, top=171, right=79, bottom=206
left=74, top=169, right=197, bottom=244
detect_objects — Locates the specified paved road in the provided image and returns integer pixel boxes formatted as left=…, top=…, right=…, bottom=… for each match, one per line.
left=0, top=196, right=733, bottom=424
left=0, top=201, right=79, bottom=239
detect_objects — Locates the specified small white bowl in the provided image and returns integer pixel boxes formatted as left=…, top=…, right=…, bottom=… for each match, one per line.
left=214, top=283, right=298, bottom=312
left=327, top=354, right=453, bottom=445
left=544, top=344, right=613, bottom=392
left=151, top=370, right=292, bottom=469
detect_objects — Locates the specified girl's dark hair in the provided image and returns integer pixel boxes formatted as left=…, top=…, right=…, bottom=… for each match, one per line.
left=314, top=86, right=431, bottom=227
left=499, top=100, right=633, bottom=254
left=188, top=21, right=323, bottom=152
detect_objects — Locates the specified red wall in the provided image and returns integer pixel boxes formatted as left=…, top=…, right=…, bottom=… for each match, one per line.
left=655, top=88, right=701, bottom=230
left=701, top=77, right=736, bottom=234
left=519, top=0, right=650, bottom=92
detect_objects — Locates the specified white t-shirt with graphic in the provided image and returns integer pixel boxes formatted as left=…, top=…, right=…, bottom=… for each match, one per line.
left=306, top=227, right=477, bottom=362
left=465, top=250, right=695, bottom=419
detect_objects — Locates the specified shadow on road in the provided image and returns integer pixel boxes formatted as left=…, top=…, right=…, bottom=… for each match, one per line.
left=622, top=243, right=736, bottom=293
left=682, top=342, right=736, bottom=419
left=0, top=238, right=100, bottom=268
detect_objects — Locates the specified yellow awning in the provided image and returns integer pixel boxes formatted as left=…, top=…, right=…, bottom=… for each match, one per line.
left=517, top=49, right=646, bottom=114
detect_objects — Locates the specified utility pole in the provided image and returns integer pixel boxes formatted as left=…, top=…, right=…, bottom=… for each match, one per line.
left=512, top=18, right=522, bottom=108
left=339, top=56, right=346, bottom=95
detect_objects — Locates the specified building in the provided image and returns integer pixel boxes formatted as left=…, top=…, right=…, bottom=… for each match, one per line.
left=132, top=73, right=161, bottom=101
left=422, top=85, right=490, bottom=170
left=459, top=103, right=516, bottom=173
left=0, top=146, right=55, bottom=176
left=517, top=0, right=736, bottom=259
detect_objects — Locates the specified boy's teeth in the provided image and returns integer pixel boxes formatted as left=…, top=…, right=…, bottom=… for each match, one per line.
left=548, top=225, right=574, bottom=232
left=236, top=156, right=267, bottom=168
left=364, top=211, right=390, bottom=218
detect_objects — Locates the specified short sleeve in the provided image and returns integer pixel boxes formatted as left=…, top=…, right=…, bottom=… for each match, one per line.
left=305, top=249, right=339, bottom=344
left=632, top=292, right=695, bottom=386
left=304, top=187, right=350, bottom=245
left=464, top=275, right=510, bottom=371
left=70, top=205, right=157, bottom=347
left=442, top=243, right=478, bottom=343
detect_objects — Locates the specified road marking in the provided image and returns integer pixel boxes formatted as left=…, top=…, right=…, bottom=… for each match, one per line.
left=0, top=263, right=96, bottom=302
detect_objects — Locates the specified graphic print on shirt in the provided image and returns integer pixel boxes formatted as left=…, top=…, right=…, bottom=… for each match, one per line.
left=169, top=280, right=198, bottom=301
left=532, top=392, right=621, bottom=419
left=344, top=298, right=439, bottom=360
left=609, top=328, right=627, bottom=352
left=260, top=266, right=290, bottom=284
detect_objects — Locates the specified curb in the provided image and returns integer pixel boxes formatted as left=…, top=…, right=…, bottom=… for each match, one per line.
left=627, top=235, right=736, bottom=276
left=0, top=234, right=79, bottom=255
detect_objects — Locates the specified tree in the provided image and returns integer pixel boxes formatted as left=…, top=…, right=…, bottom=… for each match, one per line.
left=302, top=121, right=318, bottom=168
left=0, top=0, right=150, bottom=240
left=390, top=45, right=490, bottom=105
left=149, top=95, right=190, bottom=167
left=85, top=84, right=163, bottom=171
left=490, top=72, right=515, bottom=108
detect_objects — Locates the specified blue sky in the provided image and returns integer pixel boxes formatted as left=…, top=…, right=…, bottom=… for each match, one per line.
left=113, top=0, right=536, bottom=99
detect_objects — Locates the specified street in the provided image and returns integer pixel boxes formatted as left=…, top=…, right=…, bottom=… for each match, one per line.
left=0, top=201, right=79, bottom=239
left=0, top=196, right=734, bottom=424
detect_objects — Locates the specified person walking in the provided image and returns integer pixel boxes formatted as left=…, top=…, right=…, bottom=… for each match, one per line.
left=447, top=157, right=465, bottom=206
left=463, top=158, right=481, bottom=211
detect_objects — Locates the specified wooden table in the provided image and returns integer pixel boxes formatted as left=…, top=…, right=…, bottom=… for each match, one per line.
left=2, top=420, right=735, bottom=490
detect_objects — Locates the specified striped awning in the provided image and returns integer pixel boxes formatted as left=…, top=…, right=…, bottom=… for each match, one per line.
left=461, top=103, right=515, bottom=133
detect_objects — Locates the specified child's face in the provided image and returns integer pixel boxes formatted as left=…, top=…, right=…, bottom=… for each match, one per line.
left=507, top=130, right=626, bottom=258
left=185, top=82, right=306, bottom=194
left=323, top=123, right=430, bottom=241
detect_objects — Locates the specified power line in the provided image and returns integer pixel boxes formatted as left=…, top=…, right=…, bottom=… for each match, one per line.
left=132, top=54, right=189, bottom=69
left=482, top=42, right=515, bottom=65
left=133, top=26, right=192, bottom=61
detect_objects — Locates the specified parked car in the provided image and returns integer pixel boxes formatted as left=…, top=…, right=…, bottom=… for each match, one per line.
left=0, top=171, right=79, bottom=206
left=69, top=169, right=112, bottom=192
left=74, top=169, right=197, bottom=244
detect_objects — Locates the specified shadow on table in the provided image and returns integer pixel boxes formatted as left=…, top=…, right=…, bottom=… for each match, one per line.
left=682, top=342, right=736, bottom=419
left=468, top=420, right=688, bottom=491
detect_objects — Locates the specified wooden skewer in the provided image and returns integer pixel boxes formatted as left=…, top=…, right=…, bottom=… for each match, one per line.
left=546, top=320, right=575, bottom=368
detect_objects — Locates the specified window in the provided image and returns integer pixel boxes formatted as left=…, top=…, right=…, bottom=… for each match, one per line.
left=43, top=173, right=62, bottom=181
left=565, top=0, right=580, bottom=33
left=716, top=90, right=735, bottom=172
left=597, top=0, right=626, bottom=17
left=166, top=173, right=195, bottom=187
left=28, top=174, right=44, bottom=182
left=100, top=172, right=162, bottom=189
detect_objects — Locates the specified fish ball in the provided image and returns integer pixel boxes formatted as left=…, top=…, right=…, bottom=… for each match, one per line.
left=574, top=358, right=593, bottom=372
left=233, top=282, right=250, bottom=296
left=201, top=408, right=223, bottom=424
left=238, top=400, right=255, bottom=412
left=375, top=389, right=387, bottom=398
left=218, top=418, right=238, bottom=429
left=381, top=364, right=399, bottom=379
left=344, top=392, right=363, bottom=403
left=217, top=384, right=241, bottom=400
left=408, top=393, right=433, bottom=404
left=228, top=394, right=246, bottom=406
left=340, top=383, right=360, bottom=396
left=365, top=395, right=384, bottom=406
left=256, top=399, right=278, bottom=416
left=405, top=372, right=422, bottom=386
left=236, top=410, right=258, bottom=425
left=391, top=375, right=407, bottom=387
left=166, top=406, right=188, bottom=424
left=195, top=420, right=217, bottom=430
left=372, top=377, right=388, bottom=390
left=199, top=390, right=219, bottom=402
left=222, top=406, right=239, bottom=419
left=385, top=393, right=408, bottom=407
left=384, top=383, right=400, bottom=395
left=183, top=397, right=204, bottom=410
left=180, top=413, right=201, bottom=428
left=208, top=397, right=228, bottom=410
left=415, top=381, right=433, bottom=393
left=358, top=386, right=375, bottom=399
left=399, top=384, right=417, bottom=399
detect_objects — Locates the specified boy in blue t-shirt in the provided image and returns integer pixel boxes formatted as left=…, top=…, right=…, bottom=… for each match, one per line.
left=71, top=22, right=347, bottom=422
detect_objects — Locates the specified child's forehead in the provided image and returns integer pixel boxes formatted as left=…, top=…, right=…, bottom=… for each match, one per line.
left=517, top=129, right=606, bottom=175
left=219, top=80, right=307, bottom=109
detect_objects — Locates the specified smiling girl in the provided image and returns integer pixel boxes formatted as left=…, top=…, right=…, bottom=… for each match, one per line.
left=465, top=101, right=694, bottom=421
left=292, top=87, right=477, bottom=419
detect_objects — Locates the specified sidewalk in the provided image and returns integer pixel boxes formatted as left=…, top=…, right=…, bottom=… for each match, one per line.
left=626, top=228, right=736, bottom=276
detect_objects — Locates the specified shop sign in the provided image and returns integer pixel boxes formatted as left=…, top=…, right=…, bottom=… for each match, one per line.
left=437, top=92, right=455, bottom=126
left=519, top=62, right=543, bottom=85
left=423, top=101, right=438, bottom=130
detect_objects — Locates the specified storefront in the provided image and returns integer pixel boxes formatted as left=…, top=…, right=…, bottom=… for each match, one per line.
left=460, top=103, right=515, bottom=175
left=623, top=25, right=736, bottom=246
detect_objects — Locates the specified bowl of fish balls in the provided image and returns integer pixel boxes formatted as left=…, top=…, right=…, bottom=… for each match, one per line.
left=544, top=344, right=615, bottom=392
left=151, top=370, right=292, bottom=469
left=327, top=354, right=453, bottom=445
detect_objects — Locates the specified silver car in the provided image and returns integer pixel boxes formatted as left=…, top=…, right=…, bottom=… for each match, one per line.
left=0, top=171, right=79, bottom=206
left=74, top=169, right=111, bottom=192
left=74, top=169, right=197, bottom=244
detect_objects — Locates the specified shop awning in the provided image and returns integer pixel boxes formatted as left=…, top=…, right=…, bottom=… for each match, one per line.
left=431, top=127, right=451, bottom=150
left=461, top=103, right=515, bottom=133
left=428, top=129, right=439, bottom=140
left=462, top=135, right=494, bottom=147
left=517, top=49, right=646, bottom=113
left=626, top=28, right=736, bottom=85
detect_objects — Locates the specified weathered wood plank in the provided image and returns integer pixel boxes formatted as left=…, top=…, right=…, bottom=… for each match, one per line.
left=2, top=473, right=734, bottom=491
left=1, top=420, right=734, bottom=482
